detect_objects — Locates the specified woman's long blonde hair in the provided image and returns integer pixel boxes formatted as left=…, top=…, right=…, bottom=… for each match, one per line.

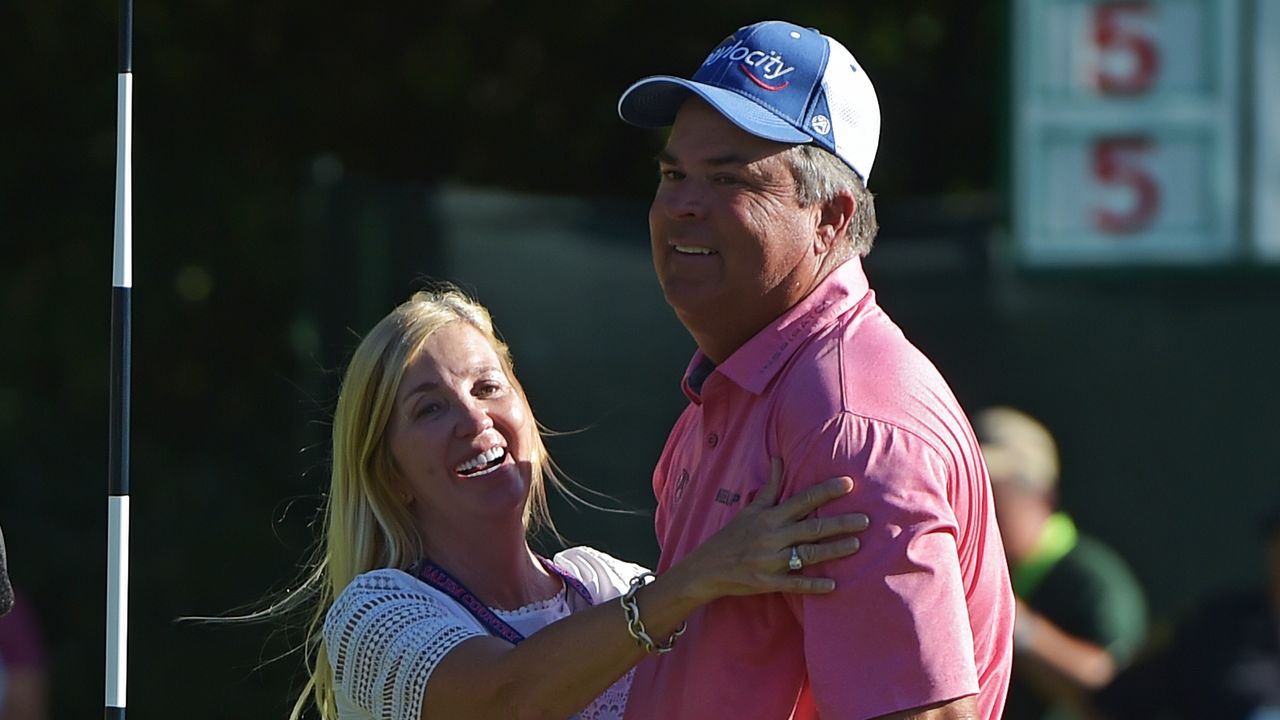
left=287, top=286, right=562, bottom=719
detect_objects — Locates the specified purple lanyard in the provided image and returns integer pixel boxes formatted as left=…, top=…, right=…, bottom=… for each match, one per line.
left=409, top=556, right=594, bottom=645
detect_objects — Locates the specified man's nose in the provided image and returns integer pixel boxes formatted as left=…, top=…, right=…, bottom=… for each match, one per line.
left=655, top=181, right=706, bottom=220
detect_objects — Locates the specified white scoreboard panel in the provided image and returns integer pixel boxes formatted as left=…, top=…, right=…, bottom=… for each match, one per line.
left=1013, top=0, right=1242, bottom=265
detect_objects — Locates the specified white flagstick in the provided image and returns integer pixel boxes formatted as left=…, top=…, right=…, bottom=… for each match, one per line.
left=107, top=0, right=132, bottom=717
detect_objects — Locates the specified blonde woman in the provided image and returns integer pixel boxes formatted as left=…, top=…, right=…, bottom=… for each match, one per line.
left=288, top=286, right=869, bottom=719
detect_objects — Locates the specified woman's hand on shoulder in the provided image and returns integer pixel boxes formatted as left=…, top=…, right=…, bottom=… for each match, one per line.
left=671, top=457, right=869, bottom=603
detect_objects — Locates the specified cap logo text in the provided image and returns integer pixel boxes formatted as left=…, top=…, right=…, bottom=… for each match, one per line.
left=703, top=39, right=796, bottom=90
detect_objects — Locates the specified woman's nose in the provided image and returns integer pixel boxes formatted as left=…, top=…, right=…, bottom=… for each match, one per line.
left=454, top=399, right=494, bottom=437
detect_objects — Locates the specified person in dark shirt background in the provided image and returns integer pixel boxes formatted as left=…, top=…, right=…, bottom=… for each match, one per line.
left=1095, top=502, right=1280, bottom=720
left=974, top=407, right=1148, bottom=719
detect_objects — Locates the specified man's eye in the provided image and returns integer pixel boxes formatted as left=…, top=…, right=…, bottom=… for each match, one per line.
left=712, top=175, right=741, bottom=186
left=659, top=169, right=684, bottom=181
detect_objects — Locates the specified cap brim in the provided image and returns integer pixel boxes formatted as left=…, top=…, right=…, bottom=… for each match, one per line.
left=618, top=76, right=812, bottom=145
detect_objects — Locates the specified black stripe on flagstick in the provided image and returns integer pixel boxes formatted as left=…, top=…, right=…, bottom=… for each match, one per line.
left=109, top=286, right=131, bottom=496
left=117, top=0, right=132, bottom=73
left=106, top=706, right=125, bottom=720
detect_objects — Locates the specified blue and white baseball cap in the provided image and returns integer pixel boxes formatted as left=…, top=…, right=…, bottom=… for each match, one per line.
left=618, top=20, right=881, bottom=184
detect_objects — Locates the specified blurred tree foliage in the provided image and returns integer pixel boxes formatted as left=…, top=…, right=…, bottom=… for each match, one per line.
left=0, top=1, right=1004, bottom=716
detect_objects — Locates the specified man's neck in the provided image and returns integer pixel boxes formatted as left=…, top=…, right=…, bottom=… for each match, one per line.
left=686, top=255, right=846, bottom=363
left=682, top=321, right=749, bottom=365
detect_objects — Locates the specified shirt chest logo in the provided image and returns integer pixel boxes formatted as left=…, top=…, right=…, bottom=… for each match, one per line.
left=673, top=469, right=690, bottom=502
left=714, top=488, right=742, bottom=506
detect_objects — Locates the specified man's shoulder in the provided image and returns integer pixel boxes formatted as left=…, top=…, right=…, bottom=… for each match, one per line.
left=771, top=304, right=964, bottom=435
left=789, top=298, right=944, bottom=386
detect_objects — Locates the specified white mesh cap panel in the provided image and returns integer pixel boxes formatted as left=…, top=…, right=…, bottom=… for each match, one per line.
left=821, top=36, right=881, bottom=183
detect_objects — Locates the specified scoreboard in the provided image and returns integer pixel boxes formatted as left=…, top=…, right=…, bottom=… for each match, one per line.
left=1257, top=0, right=1280, bottom=261
left=1012, top=0, right=1275, bottom=266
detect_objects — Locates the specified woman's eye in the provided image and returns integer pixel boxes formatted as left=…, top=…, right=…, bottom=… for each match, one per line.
left=475, top=382, right=503, bottom=398
left=712, top=174, right=741, bottom=186
left=414, top=401, right=442, bottom=418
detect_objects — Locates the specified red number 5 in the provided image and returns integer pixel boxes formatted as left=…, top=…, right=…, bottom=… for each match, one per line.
left=1092, top=136, right=1159, bottom=235
left=1093, top=1, right=1159, bottom=95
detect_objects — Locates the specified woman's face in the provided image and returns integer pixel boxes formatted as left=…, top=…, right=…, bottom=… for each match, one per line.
left=386, top=322, right=534, bottom=533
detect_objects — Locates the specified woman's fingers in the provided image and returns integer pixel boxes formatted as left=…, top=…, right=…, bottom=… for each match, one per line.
left=783, top=535, right=863, bottom=571
left=700, top=464, right=872, bottom=598
left=747, top=457, right=784, bottom=509
left=772, top=475, right=855, bottom=520
left=777, top=576, right=838, bottom=594
left=792, top=511, right=870, bottom=543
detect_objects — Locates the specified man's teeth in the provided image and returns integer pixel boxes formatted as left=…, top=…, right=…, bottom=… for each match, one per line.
left=456, top=447, right=505, bottom=474
left=675, top=246, right=714, bottom=255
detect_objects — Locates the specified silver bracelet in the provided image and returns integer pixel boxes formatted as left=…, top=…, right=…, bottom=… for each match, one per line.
left=620, top=572, right=686, bottom=654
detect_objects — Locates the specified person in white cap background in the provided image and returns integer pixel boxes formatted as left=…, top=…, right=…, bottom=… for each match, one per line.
left=618, top=19, right=1015, bottom=720
left=974, top=406, right=1148, bottom=720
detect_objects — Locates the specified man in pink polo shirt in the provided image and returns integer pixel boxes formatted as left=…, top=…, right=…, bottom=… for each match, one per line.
left=617, top=20, right=1014, bottom=719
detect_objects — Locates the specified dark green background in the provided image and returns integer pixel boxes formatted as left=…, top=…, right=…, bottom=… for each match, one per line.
left=1, top=2, right=1276, bottom=716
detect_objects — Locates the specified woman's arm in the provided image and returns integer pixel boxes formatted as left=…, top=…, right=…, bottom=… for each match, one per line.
left=423, top=460, right=868, bottom=720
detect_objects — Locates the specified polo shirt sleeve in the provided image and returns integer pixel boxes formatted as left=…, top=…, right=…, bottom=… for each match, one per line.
left=323, top=569, right=486, bottom=720
left=781, top=412, right=978, bottom=718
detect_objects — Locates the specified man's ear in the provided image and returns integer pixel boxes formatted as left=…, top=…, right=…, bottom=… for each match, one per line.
left=815, top=190, right=856, bottom=253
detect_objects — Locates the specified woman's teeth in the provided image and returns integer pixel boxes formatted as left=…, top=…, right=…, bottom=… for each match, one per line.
left=456, top=447, right=506, bottom=477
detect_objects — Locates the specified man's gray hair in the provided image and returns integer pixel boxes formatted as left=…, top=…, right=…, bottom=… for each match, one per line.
left=784, top=144, right=879, bottom=257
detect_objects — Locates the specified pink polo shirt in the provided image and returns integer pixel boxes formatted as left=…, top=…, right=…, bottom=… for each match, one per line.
left=625, top=259, right=1013, bottom=720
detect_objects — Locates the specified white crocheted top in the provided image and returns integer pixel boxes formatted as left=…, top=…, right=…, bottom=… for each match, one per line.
left=324, top=546, right=647, bottom=720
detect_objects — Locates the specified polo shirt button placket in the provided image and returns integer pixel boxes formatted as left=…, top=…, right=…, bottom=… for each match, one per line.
left=706, top=432, right=719, bottom=448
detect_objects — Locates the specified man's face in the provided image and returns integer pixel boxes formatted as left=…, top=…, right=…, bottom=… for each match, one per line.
left=990, top=480, right=1051, bottom=565
left=650, top=98, right=828, bottom=359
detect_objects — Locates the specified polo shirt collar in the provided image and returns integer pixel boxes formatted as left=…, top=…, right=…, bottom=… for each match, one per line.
left=681, top=258, right=871, bottom=402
